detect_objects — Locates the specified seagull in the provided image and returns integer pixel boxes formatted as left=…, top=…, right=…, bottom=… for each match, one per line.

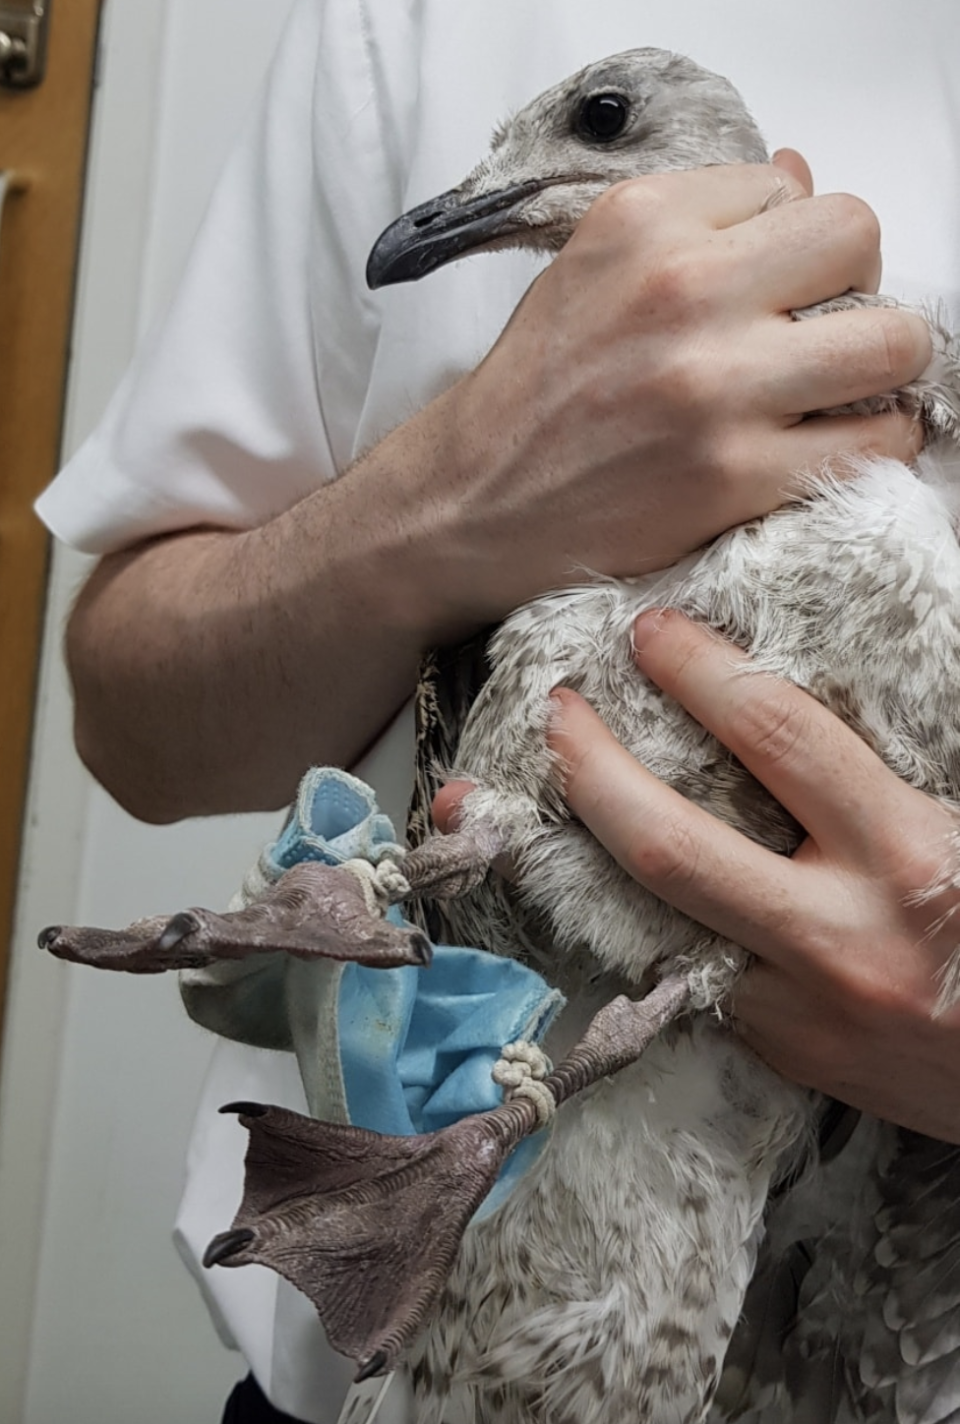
left=44, top=49, right=960, bottom=1424
left=358, top=55, right=960, bottom=1421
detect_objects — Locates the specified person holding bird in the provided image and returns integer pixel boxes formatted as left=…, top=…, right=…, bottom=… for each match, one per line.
left=36, top=2, right=960, bottom=1420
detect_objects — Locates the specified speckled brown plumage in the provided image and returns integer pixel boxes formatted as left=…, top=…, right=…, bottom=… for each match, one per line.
left=365, top=48, right=960, bottom=1424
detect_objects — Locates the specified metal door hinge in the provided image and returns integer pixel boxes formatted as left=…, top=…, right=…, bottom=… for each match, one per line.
left=0, top=1, right=51, bottom=90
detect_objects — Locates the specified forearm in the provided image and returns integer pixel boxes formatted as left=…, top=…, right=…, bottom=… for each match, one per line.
left=67, top=387, right=476, bottom=822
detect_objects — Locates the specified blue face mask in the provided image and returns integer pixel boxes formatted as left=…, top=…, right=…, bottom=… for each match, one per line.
left=192, top=766, right=565, bottom=1218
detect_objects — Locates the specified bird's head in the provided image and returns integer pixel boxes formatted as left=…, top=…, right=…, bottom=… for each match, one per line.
left=366, top=48, right=768, bottom=289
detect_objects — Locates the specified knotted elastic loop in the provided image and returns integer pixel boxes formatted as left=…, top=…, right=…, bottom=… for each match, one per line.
left=492, top=1040, right=556, bottom=1128
left=342, top=857, right=412, bottom=916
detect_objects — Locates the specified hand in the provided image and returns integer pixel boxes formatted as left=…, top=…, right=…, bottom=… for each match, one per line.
left=543, top=609, right=960, bottom=1143
left=429, top=154, right=930, bottom=628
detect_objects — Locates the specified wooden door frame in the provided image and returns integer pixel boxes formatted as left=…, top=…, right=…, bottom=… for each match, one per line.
left=0, top=5, right=175, bottom=1415
left=0, top=0, right=104, bottom=1024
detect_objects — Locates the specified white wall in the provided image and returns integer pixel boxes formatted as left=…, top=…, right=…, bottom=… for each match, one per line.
left=0, top=2, right=295, bottom=1420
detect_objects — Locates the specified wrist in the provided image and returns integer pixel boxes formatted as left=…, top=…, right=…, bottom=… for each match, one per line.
left=351, top=374, right=533, bottom=642
left=264, top=382, right=502, bottom=653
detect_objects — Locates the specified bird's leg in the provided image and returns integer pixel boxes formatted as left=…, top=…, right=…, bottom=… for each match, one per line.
left=401, top=822, right=505, bottom=901
left=543, top=974, right=693, bottom=1106
left=40, top=861, right=431, bottom=974
left=204, top=973, right=692, bottom=1379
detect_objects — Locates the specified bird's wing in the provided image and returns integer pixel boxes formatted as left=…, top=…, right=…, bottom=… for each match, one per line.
left=406, top=634, right=494, bottom=848
left=714, top=1120, right=960, bottom=1424
left=849, top=1129, right=960, bottom=1424
left=405, top=629, right=562, bottom=974
left=406, top=632, right=495, bottom=942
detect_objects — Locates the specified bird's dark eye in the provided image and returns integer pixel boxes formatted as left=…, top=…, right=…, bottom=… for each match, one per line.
left=576, top=93, right=629, bottom=142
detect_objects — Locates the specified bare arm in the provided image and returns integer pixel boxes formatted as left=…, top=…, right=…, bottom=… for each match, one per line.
left=547, top=612, right=960, bottom=1143
left=68, top=159, right=929, bottom=822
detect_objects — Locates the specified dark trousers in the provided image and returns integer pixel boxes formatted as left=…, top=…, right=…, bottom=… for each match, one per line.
left=222, top=1374, right=310, bottom=1424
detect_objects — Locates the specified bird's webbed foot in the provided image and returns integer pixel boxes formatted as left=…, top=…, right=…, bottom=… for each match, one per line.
left=204, top=975, right=692, bottom=1378
left=39, top=861, right=431, bottom=974
left=204, top=1098, right=539, bottom=1380
left=402, top=824, right=505, bottom=901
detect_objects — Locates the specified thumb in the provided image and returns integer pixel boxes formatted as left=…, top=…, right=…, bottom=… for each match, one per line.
left=772, top=147, right=814, bottom=196
left=431, top=780, right=476, bottom=834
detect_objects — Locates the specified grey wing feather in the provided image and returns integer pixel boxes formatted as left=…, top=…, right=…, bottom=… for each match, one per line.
left=717, top=1123, right=960, bottom=1424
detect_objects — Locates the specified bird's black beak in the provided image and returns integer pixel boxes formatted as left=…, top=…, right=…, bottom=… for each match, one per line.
left=366, top=179, right=544, bottom=289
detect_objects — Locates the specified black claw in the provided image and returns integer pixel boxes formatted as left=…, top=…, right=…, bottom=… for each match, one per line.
left=355, top=1350, right=389, bottom=1383
left=412, top=933, right=433, bottom=967
left=158, top=911, right=201, bottom=952
left=38, top=926, right=61, bottom=950
left=203, top=1228, right=256, bottom=1268
left=219, top=1101, right=269, bottom=1118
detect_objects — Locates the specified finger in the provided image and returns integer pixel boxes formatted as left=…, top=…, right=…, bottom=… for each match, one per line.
left=721, top=192, right=884, bottom=310
left=431, top=780, right=474, bottom=834
left=431, top=780, right=519, bottom=881
left=630, top=611, right=907, bottom=860
left=777, top=410, right=924, bottom=476
left=698, top=410, right=923, bottom=530
left=623, top=162, right=809, bottom=234
left=732, top=413, right=924, bottom=521
left=761, top=306, right=932, bottom=417
left=772, top=148, right=813, bottom=195
left=548, top=687, right=814, bottom=957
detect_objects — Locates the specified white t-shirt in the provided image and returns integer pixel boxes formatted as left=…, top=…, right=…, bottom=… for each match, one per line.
left=36, top=2, right=960, bottom=1419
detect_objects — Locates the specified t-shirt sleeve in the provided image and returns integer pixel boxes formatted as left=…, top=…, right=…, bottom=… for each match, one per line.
left=36, top=0, right=339, bottom=555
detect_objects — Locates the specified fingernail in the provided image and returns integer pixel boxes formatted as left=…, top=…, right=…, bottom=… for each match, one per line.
left=632, top=608, right=668, bottom=654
